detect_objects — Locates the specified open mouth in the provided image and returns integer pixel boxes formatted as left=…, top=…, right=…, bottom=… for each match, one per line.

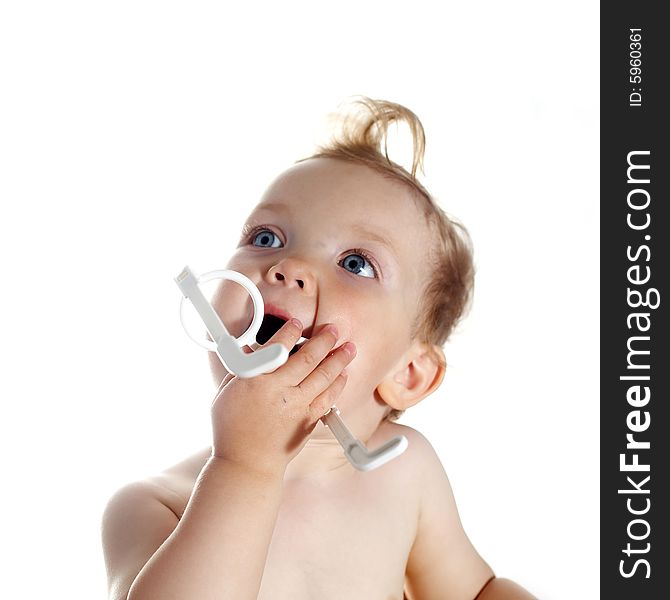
left=256, top=314, right=309, bottom=356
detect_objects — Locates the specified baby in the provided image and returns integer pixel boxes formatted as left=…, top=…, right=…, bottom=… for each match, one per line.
left=102, top=97, right=536, bottom=599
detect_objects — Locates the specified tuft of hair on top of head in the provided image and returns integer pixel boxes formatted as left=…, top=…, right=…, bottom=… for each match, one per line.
left=296, top=96, right=475, bottom=423
left=299, top=95, right=427, bottom=184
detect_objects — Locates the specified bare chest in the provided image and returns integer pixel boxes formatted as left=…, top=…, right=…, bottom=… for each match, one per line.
left=161, top=465, right=417, bottom=600
left=259, top=478, right=415, bottom=600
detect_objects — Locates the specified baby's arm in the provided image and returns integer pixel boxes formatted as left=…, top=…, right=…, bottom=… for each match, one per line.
left=403, top=431, right=536, bottom=599
left=102, top=320, right=354, bottom=600
left=102, top=459, right=285, bottom=600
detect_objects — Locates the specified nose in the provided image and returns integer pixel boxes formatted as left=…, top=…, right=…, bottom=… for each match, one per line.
left=266, top=257, right=316, bottom=293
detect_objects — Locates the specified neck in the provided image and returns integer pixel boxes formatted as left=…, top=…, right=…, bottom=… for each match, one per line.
left=203, top=398, right=391, bottom=483
left=282, top=420, right=353, bottom=482
left=282, top=404, right=390, bottom=482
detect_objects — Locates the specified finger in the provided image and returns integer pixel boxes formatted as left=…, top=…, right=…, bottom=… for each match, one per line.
left=309, top=372, right=348, bottom=421
left=297, top=341, right=356, bottom=399
left=280, top=324, right=340, bottom=384
left=262, top=317, right=304, bottom=353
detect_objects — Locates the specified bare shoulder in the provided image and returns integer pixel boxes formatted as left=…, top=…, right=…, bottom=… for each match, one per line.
left=101, top=448, right=213, bottom=599
left=104, top=446, right=212, bottom=526
left=374, top=420, right=438, bottom=451
left=365, top=421, right=449, bottom=519
left=101, top=479, right=181, bottom=600
left=372, top=420, right=444, bottom=480
left=391, top=423, right=494, bottom=599
left=377, top=422, right=462, bottom=525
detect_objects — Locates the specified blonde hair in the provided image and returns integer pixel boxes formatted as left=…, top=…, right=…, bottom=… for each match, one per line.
left=295, top=97, right=475, bottom=421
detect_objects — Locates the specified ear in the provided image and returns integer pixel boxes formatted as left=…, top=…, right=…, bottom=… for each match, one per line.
left=375, top=341, right=446, bottom=411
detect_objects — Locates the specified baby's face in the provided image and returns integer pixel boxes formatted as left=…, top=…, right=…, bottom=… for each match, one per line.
left=211, top=157, right=432, bottom=434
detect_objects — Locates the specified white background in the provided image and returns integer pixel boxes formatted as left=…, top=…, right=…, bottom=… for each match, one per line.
left=0, top=2, right=599, bottom=598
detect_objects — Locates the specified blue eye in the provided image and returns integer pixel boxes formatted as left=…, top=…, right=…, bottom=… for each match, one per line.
left=340, top=252, right=376, bottom=279
left=251, top=229, right=282, bottom=248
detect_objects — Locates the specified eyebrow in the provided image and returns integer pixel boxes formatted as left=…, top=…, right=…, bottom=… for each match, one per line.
left=254, top=201, right=291, bottom=214
left=347, top=223, right=399, bottom=259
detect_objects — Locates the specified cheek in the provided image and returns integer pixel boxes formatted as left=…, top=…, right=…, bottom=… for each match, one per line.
left=346, top=303, right=409, bottom=385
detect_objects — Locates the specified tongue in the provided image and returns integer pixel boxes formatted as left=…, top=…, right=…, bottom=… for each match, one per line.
left=256, top=314, right=287, bottom=344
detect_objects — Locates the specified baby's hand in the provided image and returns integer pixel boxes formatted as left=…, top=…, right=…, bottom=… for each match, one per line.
left=210, top=319, right=356, bottom=475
